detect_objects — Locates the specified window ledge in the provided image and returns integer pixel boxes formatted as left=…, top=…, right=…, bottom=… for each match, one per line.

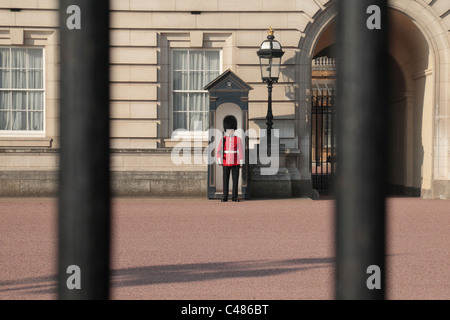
left=164, top=138, right=209, bottom=148
left=0, top=138, right=53, bottom=148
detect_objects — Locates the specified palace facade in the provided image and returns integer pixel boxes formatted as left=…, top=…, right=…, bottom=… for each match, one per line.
left=0, top=0, right=449, bottom=198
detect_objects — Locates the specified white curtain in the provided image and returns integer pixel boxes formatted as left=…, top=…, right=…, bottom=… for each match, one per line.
left=0, top=48, right=43, bottom=131
left=28, top=49, right=43, bottom=131
left=173, top=92, right=188, bottom=130
left=28, top=69, right=43, bottom=89
left=28, top=49, right=43, bottom=90
left=0, top=48, right=9, bottom=68
left=0, top=49, right=10, bottom=129
left=0, top=69, right=10, bottom=88
left=12, top=91, right=26, bottom=130
left=205, top=51, right=220, bottom=84
left=28, top=49, right=43, bottom=68
left=173, top=112, right=187, bottom=130
left=12, top=49, right=26, bottom=89
left=28, top=92, right=43, bottom=130
left=189, top=51, right=204, bottom=91
left=0, top=48, right=10, bottom=89
left=11, top=48, right=26, bottom=68
left=189, top=93, right=209, bottom=131
left=173, top=51, right=188, bottom=91
left=0, top=91, right=10, bottom=130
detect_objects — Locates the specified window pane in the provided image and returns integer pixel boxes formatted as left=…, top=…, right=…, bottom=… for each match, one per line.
left=172, top=50, right=220, bottom=132
left=205, top=71, right=220, bottom=85
left=11, top=49, right=26, bottom=68
left=0, top=48, right=44, bottom=132
left=28, top=92, right=43, bottom=111
left=189, top=51, right=204, bottom=71
left=12, top=111, right=26, bottom=130
left=259, top=57, right=271, bottom=79
left=28, top=70, right=43, bottom=89
left=12, top=70, right=26, bottom=89
left=189, top=71, right=204, bottom=90
left=173, top=92, right=187, bottom=111
left=12, top=91, right=26, bottom=111
left=189, top=112, right=208, bottom=131
left=0, top=111, right=11, bottom=130
left=205, top=51, right=220, bottom=70
left=0, top=48, right=10, bottom=68
left=173, top=71, right=188, bottom=90
left=28, top=111, right=43, bottom=131
left=0, top=91, right=10, bottom=110
left=173, top=51, right=188, bottom=70
left=27, top=49, right=43, bottom=69
left=173, top=112, right=187, bottom=130
left=0, top=70, right=10, bottom=88
left=189, top=93, right=207, bottom=112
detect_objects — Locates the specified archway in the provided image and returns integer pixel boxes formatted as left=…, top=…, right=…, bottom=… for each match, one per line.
left=387, top=9, right=431, bottom=196
left=215, top=102, right=244, bottom=194
left=299, top=3, right=440, bottom=197
left=310, top=20, right=336, bottom=193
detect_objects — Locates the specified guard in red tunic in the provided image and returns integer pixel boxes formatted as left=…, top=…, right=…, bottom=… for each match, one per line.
left=217, top=115, right=243, bottom=202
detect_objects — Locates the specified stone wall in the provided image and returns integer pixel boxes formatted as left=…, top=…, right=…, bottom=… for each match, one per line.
left=0, top=0, right=449, bottom=198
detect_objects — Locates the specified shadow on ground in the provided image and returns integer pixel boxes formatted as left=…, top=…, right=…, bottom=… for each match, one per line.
left=0, top=257, right=334, bottom=297
left=111, top=257, right=334, bottom=288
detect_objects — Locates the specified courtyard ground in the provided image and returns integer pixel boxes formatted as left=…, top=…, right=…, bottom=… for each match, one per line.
left=0, top=197, right=448, bottom=300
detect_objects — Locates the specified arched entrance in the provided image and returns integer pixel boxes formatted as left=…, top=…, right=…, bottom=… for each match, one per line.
left=310, top=20, right=337, bottom=193
left=299, top=1, right=447, bottom=197
left=387, top=9, right=432, bottom=196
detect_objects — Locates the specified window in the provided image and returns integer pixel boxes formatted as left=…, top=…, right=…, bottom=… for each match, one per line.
left=0, top=47, right=44, bottom=133
left=172, top=50, right=221, bottom=132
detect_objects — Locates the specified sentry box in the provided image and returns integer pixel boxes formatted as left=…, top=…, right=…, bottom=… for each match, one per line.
left=204, top=69, right=252, bottom=200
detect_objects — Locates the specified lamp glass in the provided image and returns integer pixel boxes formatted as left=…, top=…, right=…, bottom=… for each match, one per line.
left=259, top=56, right=281, bottom=82
left=259, top=56, right=271, bottom=80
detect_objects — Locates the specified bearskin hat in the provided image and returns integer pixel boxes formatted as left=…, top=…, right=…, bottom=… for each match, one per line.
left=223, top=115, right=237, bottom=130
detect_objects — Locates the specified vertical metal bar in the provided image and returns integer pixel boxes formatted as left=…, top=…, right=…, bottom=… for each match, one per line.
left=335, top=0, right=388, bottom=299
left=58, top=0, right=111, bottom=300
left=320, top=93, right=324, bottom=188
left=325, top=92, right=328, bottom=189
left=266, top=80, right=274, bottom=149
left=311, top=94, right=315, bottom=188
left=326, top=91, right=329, bottom=183
left=330, top=90, right=335, bottom=184
left=315, top=93, right=319, bottom=188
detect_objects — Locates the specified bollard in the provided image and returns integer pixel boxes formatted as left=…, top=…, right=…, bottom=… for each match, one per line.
left=58, top=1, right=111, bottom=300
left=335, top=0, right=388, bottom=299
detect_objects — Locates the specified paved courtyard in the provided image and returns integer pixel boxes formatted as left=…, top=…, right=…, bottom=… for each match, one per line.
left=0, top=197, right=448, bottom=300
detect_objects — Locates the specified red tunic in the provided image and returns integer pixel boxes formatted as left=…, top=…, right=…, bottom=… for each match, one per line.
left=216, top=135, right=243, bottom=166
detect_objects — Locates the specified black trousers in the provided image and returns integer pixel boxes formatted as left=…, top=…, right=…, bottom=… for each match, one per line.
left=223, top=165, right=240, bottom=200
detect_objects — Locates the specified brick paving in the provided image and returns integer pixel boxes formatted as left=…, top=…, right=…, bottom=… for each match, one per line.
left=0, top=197, right=448, bottom=300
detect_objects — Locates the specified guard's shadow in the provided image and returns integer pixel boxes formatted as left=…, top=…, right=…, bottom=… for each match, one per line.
left=0, top=257, right=334, bottom=296
left=111, top=257, right=334, bottom=288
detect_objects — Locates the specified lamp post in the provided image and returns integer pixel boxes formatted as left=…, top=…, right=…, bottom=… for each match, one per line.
left=257, top=27, right=284, bottom=148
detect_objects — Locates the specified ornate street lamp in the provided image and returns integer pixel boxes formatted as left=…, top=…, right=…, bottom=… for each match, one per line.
left=257, top=27, right=284, bottom=147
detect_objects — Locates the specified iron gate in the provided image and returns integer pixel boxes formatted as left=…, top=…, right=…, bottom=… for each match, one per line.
left=312, top=89, right=336, bottom=192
